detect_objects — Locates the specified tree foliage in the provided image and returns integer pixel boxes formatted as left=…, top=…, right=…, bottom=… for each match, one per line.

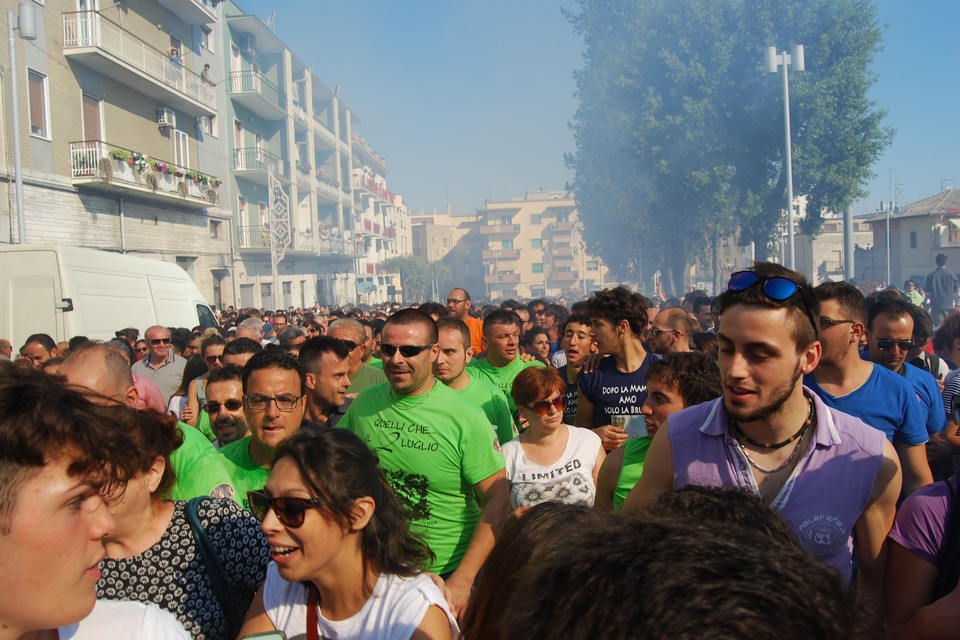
left=382, top=255, right=451, bottom=303
left=565, top=0, right=893, bottom=292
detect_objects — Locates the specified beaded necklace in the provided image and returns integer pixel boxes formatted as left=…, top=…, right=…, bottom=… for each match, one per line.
left=731, top=395, right=814, bottom=449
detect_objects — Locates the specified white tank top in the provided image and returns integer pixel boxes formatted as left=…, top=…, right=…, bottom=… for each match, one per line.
left=502, top=424, right=603, bottom=508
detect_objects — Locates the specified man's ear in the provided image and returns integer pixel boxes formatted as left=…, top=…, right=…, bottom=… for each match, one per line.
left=350, top=496, right=376, bottom=532
left=305, top=371, right=317, bottom=391
left=465, top=346, right=476, bottom=365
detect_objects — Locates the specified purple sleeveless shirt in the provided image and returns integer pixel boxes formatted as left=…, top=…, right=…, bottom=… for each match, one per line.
left=669, top=388, right=886, bottom=580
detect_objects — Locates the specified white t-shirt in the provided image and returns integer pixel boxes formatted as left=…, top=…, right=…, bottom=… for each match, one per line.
left=502, top=424, right=603, bottom=508
left=262, top=563, right=458, bottom=640
left=59, top=599, right=190, bottom=639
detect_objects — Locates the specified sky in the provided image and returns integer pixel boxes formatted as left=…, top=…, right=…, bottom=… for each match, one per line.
left=240, top=0, right=959, bottom=217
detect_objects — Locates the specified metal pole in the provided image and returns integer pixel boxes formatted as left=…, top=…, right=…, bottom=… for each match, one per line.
left=781, top=51, right=795, bottom=270
left=843, top=209, right=854, bottom=281
left=8, top=11, right=25, bottom=244
left=885, top=207, right=891, bottom=286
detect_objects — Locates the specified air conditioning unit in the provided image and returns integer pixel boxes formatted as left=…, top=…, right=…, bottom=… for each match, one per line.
left=157, top=108, right=176, bottom=129
left=240, top=34, right=256, bottom=54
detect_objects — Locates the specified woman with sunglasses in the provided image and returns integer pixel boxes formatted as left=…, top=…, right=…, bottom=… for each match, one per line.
left=503, top=367, right=605, bottom=508
left=96, top=406, right=270, bottom=639
left=239, top=429, right=457, bottom=640
left=134, top=339, right=150, bottom=361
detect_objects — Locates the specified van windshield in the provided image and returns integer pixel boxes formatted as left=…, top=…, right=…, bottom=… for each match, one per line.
left=196, top=304, right=217, bottom=328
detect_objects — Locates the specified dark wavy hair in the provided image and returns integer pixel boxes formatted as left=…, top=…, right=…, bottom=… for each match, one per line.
left=102, top=407, right=183, bottom=499
left=587, top=286, right=649, bottom=337
left=273, top=429, right=433, bottom=590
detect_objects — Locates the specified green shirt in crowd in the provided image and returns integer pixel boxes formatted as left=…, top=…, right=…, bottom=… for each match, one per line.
left=169, top=422, right=235, bottom=501
left=467, top=357, right=545, bottom=429
left=219, top=435, right=271, bottom=511
left=367, top=357, right=383, bottom=370
left=457, top=374, right=517, bottom=445
left=613, top=436, right=652, bottom=512
left=350, top=362, right=387, bottom=394
left=339, top=381, right=505, bottom=575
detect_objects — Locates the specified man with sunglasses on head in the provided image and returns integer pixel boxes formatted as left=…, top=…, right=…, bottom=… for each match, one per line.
left=327, top=317, right=386, bottom=394
left=805, top=282, right=932, bottom=496
left=339, top=309, right=509, bottom=618
left=625, top=262, right=901, bottom=605
left=865, top=297, right=947, bottom=442
left=203, top=364, right=250, bottom=447
left=219, top=349, right=306, bottom=511
left=130, top=325, right=187, bottom=406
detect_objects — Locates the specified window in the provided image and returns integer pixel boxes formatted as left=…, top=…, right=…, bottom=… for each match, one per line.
left=174, top=129, right=189, bottom=169
left=910, top=230, right=917, bottom=249
left=530, top=214, right=542, bottom=225
left=557, top=212, right=570, bottom=222
left=201, top=114, right=217, bottom=137
left=587, top=260, right=599, bottom=270
left=81, top=94, right=102, bottom=141
left=532, top=263, right=544, bottom=273
left=531, top=238, right=543, bottom=249
left=499, top=215, right=511, bottom=225
left=28, top=69, right=49, bottom=138
left=209, top=220, right=222, bottom=239
left=501, top=240, right=513, bottom=250
left=201, top=26, right=213, bottom=51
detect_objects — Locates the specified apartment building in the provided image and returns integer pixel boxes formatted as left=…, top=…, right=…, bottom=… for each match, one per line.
left=0, top=0, right=234, bottom=306
left=410, top=210, right=485, bottom=300
left=477, top=191, right=608, bottom=300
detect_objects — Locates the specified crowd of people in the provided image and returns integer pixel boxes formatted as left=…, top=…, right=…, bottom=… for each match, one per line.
left=3, top=258, right=960, bottom=639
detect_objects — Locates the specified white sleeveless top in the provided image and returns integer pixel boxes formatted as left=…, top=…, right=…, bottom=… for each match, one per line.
left=262, top=563, right=459, bottom=640
left=502, top=424, right=603, bottom=508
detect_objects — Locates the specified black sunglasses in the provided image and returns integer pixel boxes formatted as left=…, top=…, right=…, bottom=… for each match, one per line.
left=203, top=399, right=243, bottom=413
left=819, top=317, right=854, bottom=330
left=247, top=490, right=323, bottom=528
left=526, top=397, right=564, bottom=416
left=337, top=339, right=361, bottom=351
left=876, top=338, right=914, bottom=352
left=380, top=343, right=434, bottom=358
left=647, top=327, right=675, bottom=338
left=150, top=338, right=171, bottom=345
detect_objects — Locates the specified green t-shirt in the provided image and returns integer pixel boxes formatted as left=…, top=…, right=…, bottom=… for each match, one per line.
left=350, top=363, right=387, bottom=395
left=457, top=375, right=517, bottom=445
left=339, top=381, right=505, bottom=575
left=367, top=357, right=384, bottom=370
left=467, top=357, right=545, bottom=429
left=169, top=422, right=235, bottom=502
left=219, top=436, right=271, bottom=511
left=195, top=408, right=217, bottom=443
left=613, top=436, right=652, bottom=512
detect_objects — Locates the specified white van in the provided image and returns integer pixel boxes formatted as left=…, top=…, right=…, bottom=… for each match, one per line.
left=0, top=244, right=217, bottom=346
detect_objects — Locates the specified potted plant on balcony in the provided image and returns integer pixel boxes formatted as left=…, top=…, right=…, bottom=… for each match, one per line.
left=132, top=152, right=150, bottom=175
left=185, top=170, right=200, bottom=184
left=174, top=168, right=185, bottom=178
left=109, top=148, right=131, bottom=163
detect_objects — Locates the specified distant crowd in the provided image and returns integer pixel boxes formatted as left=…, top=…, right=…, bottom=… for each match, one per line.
left=4, top=256, right=960, bottom=638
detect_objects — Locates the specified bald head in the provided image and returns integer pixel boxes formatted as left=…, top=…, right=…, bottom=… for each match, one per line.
left=59, top=342, right=137, bottom=406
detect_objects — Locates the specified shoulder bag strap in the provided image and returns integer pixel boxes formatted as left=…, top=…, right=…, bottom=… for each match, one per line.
left=185, top=497, right=244, bottom=638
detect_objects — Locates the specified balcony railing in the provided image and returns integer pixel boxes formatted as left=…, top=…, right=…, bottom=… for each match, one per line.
left=237, top=225, right=270, bottom=249
left=233, top=147, right=288, bottom=181
left=352, top=173, right=393, bottom=201
left=63, top=12, right=215, bottom=113
left=479, top=223, right=522, bottom=235
left=69, top=140, right=220, bottom=208
left=228, top=70, right=285, bottom=119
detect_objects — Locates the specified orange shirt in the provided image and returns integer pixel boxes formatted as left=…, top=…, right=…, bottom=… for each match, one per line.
left=465, top=315, right=484, bottom=353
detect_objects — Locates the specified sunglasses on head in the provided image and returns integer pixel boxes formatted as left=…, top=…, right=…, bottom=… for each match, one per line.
left=203, top=399, right=243, bottom=413
left=876, top=338, right=914, bottom=352
left=380, top=343, right=434, bottom=358
left=727, top=271, right=819, bottom=337
left=247, top=490, right=322, bottom=528
left=526, top=396, right=564, bottom=416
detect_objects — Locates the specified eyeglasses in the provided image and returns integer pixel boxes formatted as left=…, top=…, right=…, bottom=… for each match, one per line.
left=205, top=354, right=223, bottom=364
left=727, top=271, right=819, bottom=337
left=875, top=338, right=914, bottom=352
left=819, top=317, right=854, bottom=330
left=203, top=399, right=243, bottom=413
left=647, top=327, right=675, bottom=338
left=380, top=343, right=435, bottom=358
left=337, top=339, right=361, bottom=351
left=150, top=338, right=171, bottom=345
left=533, top=309, right=546, bottom=316
left=247, top=490, right=322, bottom=528
left=445, top=298, right=466, bottom=305
left=526, top=397, right=564, bottom=416
left=244, top=393, right=303, bottom=412
left=135, top=347, right=149, bottom=353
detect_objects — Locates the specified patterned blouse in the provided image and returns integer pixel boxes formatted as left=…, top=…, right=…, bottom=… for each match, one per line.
left=97, top=498, right=270, bottom=640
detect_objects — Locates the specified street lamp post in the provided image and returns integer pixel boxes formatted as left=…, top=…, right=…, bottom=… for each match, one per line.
left=7, top=1, right=37, bottom=244
left=765, top=44, right=804, bottom=271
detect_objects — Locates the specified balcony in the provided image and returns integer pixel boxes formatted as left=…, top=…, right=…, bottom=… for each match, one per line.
left=155, top=0, right=216, bottom=24
left=544, top=220, right=575, bottom=237
left=63, top=12, right=215, bottom=116
left=551, top=268, right=578, bottom=283
left=550, top=245, right=574, bottom=257
left=237, top=225, right=270, bottom=250
left=69, top=141, right=219, bottom=210
left=292, top=101, right=308, bottom=127
left=312, top=114, right=338, bottom=146
left=482, top=248, right=521, bottom=260
left=292, top=230, right=314, bottom=253
left=315, top=176, right=341, bottom=202
left=228, top=71, right=286, bottom=120
left=233, top=148, right=288, bottom=185
left=295, top=171, right=312, bottom=192
left=318, top=237, right=358, bottom=257
left=352, top=173, right=393, bottom=202
left=485, top=273, right=521, bottom=285
left=351, top=133, right=389, bottom=173
left=479, top=223, right=521, bottom=237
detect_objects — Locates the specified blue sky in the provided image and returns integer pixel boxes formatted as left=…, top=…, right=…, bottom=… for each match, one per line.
left=241, top=0, right=958, bottom=217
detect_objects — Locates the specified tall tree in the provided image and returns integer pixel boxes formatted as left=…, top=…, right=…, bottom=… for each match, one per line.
left=566, top=0, right=892, bottom=292
left=382, top=255, right=451, bottom=303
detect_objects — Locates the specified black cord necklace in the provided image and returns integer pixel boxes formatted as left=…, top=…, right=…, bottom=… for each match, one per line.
left=732, top=395, right=814, bottom=450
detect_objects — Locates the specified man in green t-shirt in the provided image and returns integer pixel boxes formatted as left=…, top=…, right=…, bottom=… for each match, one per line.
left=339, top=309, right=508, bottom=616
left=467, top=309, right=544, bottom=429
left=435, top=316, right=516, bottom=445
left=219, top=349, right=306, bottom=510
left=59, top=343, right=235, bottom=501
left=328, top=318, right=386, bottom=394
